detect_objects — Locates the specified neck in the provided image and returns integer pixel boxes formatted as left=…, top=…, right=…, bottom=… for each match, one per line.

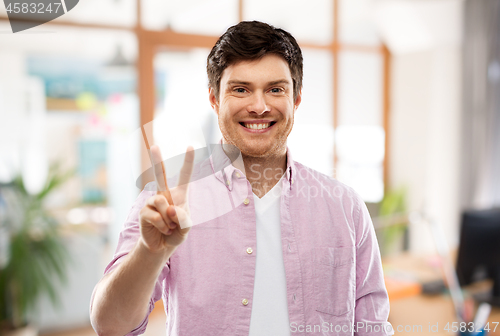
left=242, top=149, right=287, bottom=198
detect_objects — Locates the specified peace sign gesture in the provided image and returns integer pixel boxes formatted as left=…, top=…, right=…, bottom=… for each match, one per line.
left=139, top=145, right=195, bottom=254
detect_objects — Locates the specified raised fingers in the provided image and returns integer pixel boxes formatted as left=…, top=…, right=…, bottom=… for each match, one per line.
left=178, top=146, right=195, bottom=187
left=175, top=146, right=195, bottom=203
left=150, top=145, right=174, bottom=204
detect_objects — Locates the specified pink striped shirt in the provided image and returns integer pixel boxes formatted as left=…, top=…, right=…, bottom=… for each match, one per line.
left=98, top=147, right=393, bottom=336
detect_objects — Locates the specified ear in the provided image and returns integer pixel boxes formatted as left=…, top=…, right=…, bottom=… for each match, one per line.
left=209, top=87, right=219, bottom=115
left=294, top=89, right=302, bottom=110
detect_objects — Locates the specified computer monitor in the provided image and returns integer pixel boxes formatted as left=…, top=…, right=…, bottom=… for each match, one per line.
left=456, top=208, right=500, bottom=306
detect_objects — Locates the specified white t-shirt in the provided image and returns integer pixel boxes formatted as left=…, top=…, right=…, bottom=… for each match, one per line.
left=248, top=178, right=290, bottom=336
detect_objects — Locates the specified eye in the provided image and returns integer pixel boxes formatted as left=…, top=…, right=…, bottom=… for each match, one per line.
left=234, top=87, right=246, bottom=93
left=270, top=87, right=284, bottom=93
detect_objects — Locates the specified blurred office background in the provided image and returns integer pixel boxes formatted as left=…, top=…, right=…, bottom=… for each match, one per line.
left=1, top=0, right=499, bottom=335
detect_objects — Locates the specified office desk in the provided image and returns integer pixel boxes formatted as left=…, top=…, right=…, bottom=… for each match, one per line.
left=384, top=253, right=500, bottom=335
left=389, top=294, right=500, bottom=335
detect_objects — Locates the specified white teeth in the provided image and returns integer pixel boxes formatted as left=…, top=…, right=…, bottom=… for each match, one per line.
left=244, top=123, right=271, bottom=129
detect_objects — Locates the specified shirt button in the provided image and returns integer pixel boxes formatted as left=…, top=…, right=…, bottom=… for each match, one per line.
left=246, top=247, right=253, bottom=254
left=291, top=178, right=294, bottom=184
left=236, top=172, right=241, bottom=178
left=226, top=180, right=231, bottom=186
left=242, top=298, right=249, bottom=306
left=243, top=198, right=250, bottom=205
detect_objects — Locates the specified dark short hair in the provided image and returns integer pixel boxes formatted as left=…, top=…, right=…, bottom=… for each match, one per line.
left=207, top=21, right=303, bottom=101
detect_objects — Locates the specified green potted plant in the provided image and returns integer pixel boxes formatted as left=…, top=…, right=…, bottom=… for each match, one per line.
left=0, top=165, right=72, bottom=335
left=377, top=187, right=408, bottom=256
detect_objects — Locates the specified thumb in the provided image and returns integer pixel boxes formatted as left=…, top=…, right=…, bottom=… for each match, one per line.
left=168, top=205, right=193, bottom=231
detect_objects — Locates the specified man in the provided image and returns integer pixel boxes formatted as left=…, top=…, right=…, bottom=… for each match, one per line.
left=90, top=21, right=393, bottom=336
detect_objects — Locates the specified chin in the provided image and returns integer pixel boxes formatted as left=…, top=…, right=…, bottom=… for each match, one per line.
left=240, top=147, right=268, bottom=158
left=239, top=140, right=282, bottom=158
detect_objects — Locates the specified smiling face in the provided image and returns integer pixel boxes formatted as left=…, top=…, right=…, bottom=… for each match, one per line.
left=209, top=54, right=301, bottom=158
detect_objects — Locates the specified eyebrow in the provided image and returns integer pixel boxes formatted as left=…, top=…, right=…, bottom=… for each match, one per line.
left=268, top=79, right=292, bottom=86
left=226, top=79, right=291, bottom=86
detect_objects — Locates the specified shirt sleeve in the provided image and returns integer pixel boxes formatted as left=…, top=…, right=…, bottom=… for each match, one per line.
left=353, top=195, right=394, bottom=336
left=90, top=185, right=170, bottom=336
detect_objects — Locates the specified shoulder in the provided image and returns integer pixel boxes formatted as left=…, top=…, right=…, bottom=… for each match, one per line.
left=293, top=161, right=369, bottom=239
left=292, top=161, right=359, bottom=201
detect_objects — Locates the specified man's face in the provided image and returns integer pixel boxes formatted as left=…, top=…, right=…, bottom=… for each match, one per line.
left=209, top=54, right=301, bottom=158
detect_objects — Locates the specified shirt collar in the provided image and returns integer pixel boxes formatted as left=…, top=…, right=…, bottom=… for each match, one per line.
left=285, top=148, right=295, bottom=187
left=209, top=140, right=296, bottom=190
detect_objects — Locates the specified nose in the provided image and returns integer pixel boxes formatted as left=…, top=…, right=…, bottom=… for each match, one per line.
left=247, top=91, right=270, bottom=115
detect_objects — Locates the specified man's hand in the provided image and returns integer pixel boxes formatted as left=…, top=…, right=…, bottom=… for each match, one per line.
left=90, top=145, right=194, bottom=336
left=139, top=145, right=195, bottom=255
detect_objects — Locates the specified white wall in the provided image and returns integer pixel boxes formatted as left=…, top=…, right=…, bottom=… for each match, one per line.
left=385, top=0, right=464, bottom=253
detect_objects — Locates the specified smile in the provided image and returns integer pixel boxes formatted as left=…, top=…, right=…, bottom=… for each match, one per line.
left=240, top=121, right=276, bottom=130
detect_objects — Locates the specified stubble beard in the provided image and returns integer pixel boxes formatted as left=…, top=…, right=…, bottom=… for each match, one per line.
left=219, top=116, right=292, bottom=160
